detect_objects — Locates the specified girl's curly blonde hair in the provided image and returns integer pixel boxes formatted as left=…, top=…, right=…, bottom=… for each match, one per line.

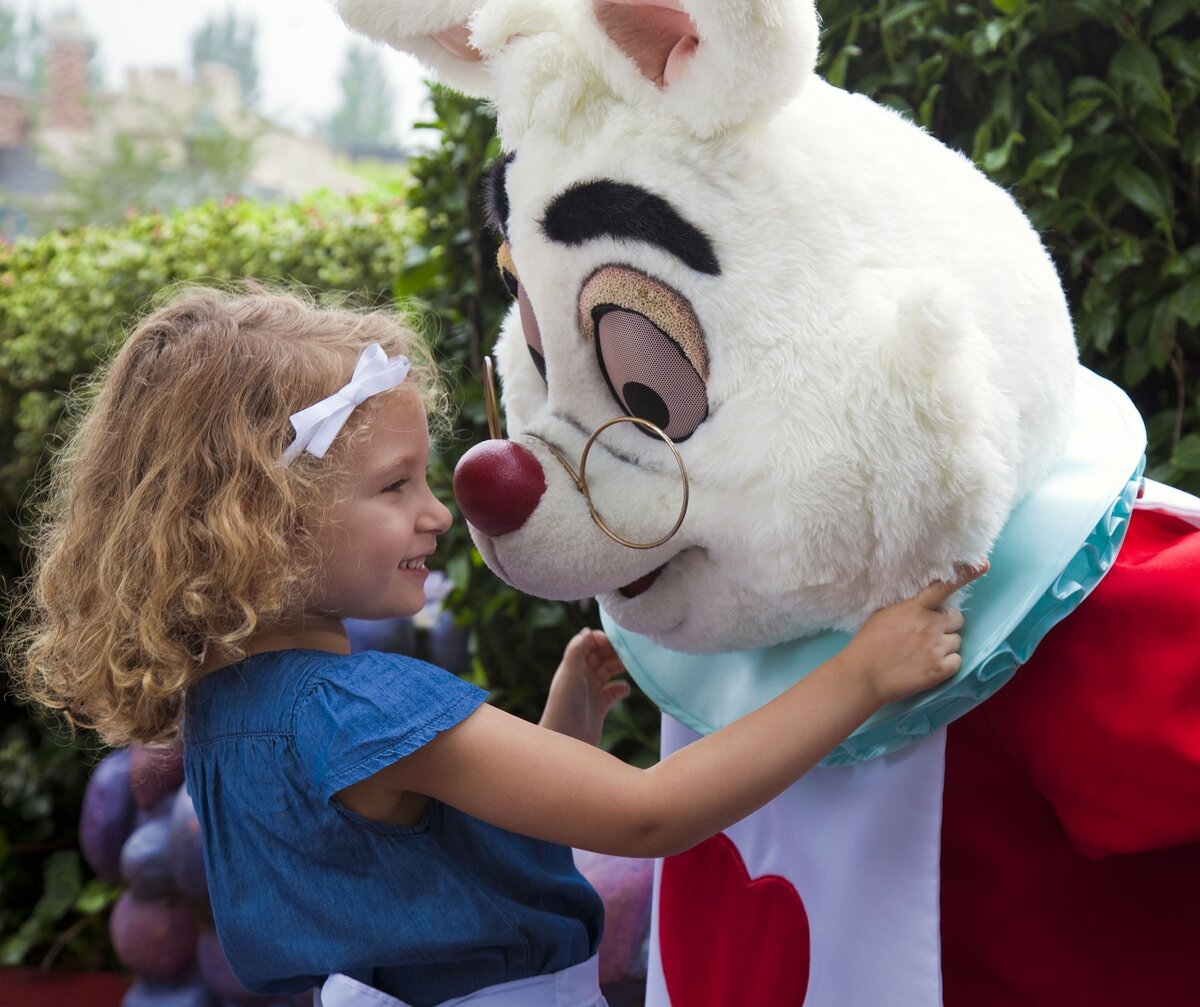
left=17, top=285, right=449, bottom=748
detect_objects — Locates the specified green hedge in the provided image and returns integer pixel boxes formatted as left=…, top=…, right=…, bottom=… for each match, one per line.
left=0, top=192, right=412, bottom=575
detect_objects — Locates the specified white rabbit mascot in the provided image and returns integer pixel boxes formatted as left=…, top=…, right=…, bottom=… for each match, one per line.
left=338, top=1, right=1200, bottom=1004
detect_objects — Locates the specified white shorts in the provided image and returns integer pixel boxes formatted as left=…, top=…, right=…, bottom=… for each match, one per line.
left=317, top=955, right=608, bottom=1007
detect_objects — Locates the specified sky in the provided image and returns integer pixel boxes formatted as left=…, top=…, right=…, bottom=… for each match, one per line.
left=11, top=0, right=432, bottom=144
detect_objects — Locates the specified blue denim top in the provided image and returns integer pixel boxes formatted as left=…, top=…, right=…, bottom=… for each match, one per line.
left=183, top=649, right=603, bottom=1006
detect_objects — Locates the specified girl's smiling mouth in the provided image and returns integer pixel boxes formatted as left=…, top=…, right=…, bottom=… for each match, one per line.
left=399, top=554, right=432, bottom=576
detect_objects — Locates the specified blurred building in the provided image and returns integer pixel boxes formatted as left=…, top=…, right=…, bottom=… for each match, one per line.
left=0, top=15, right=369, bottom=238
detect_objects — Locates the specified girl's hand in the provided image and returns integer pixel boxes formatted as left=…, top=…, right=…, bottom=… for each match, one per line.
left=841, top=562, right=989, bottom=707
left=539, top=628, right=631, bottom=747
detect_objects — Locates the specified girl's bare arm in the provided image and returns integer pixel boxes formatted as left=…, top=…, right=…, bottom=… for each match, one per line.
left=342, top=567, right=982, bottom=857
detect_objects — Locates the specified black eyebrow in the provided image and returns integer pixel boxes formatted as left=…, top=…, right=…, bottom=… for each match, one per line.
left=482, top=153, right=515, bottom=237
left=540, top=180, right=721, bottom=276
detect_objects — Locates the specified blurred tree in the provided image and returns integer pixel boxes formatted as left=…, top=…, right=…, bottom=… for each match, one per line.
left=28, top=123, right=256, bottom=232
left=0, top=6, right=47, bottom=92
left=23, top=12, right=44, bottom=91
left=0, top=3, right=17, bottom=82
left=190, top=12, right=258, bottom=105
left=324, top=43, right=399, bottom=155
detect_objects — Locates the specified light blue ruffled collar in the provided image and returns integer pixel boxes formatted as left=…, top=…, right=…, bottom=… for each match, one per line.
left=601, top=367, right=1147, bottom=766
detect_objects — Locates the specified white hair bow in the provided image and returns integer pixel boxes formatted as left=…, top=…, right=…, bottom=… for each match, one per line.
left=282, top=344, right=411, bottom=463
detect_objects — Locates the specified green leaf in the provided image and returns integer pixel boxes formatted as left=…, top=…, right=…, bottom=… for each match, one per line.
left=393, top=258, right=444, bottom=299
left=990, top=0, right=1027, bottom=14
left=1123, top=344, right=1153, bottom=387
left=1024, top=91, right=1063, bottom=139
left=0, top=919, right=44, bottom=966
left=1110, top=42, right=1163, bottom=91
left=1132, top=113, right=1180, bottom=152
left=446, top=553, right=470, bottom=593
left=1112, top=164, right=1174, bottom=223
left=1158, top=37, right=1200, bottom=82
left=1072, top=0, right=1120, bottom=21
left=881, top=2, right=927, bottom=32
left=529, top=603, right=567, bottom=630
left=1184, top=129, right=1200, bottom=166
left=73, top=879, right=118, bottom=915
left=981, top=130, right=1024, bottom=173
left=825, top=38, right=862, bottom=90
left=1147, top=0, right=1193, bottom=38
left=1077, top=291, right=1119, bottom=354
left=918, top=83, right=943, bottom=127
left=1092, top=234, right=1142, bottom=284
left=1068, top=75, right=1117, bottom=102
left=1174, top=276, right=1200, bottom=327
left=36, top=850, right=83, bottom=923
left=1024, top=135, right=1073, bottom=183
left=1171, top=434, right=1200, bottom=472
left=1147, top=300, right=1178, bottom=368
left=982, top=18, right=1008, bottom=52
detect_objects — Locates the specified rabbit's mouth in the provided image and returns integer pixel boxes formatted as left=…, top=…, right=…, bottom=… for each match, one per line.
left=619, top=565, right=666, bottom=599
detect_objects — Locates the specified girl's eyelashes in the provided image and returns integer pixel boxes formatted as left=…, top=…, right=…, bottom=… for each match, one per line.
left=382, top=478, right=410, bottom=494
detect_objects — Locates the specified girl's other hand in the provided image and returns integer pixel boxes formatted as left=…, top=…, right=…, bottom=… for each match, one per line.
left=842, top=561, right=989, bottom=707
left=539, top=629, right=631, bottom=747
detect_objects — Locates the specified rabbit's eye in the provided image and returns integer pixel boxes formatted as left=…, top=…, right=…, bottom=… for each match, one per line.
left=580, top=266, right=709, bottom=442
left=517, top=282, right=546, bottom=381
left=497, top=242, right=546, bottom=382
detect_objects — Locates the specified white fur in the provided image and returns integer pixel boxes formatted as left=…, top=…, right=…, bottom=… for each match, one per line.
left=334, top=0, right=494, bottom=96
left=342, top=0, right=1078, bottom=653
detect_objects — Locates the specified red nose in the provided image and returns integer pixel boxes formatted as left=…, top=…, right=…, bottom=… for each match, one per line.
left=453, top=440, right=547, bottom=537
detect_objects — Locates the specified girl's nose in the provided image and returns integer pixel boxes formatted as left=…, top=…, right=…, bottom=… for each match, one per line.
left=431, top=496, right=453, bottom=535
left=453, top=441, right=546, bottom=537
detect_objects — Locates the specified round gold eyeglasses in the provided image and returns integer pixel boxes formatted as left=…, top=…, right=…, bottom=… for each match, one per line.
left=480, top=357, right=688, bottom=550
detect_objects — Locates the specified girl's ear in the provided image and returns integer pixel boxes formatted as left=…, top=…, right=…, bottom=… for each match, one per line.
left=335, top=0, right=493, bottom=99
left=591, top=0, right=820, bottom=136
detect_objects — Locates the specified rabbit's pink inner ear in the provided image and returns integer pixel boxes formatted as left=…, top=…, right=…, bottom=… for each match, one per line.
left=433, top=24, right=483, bottom=61
left=593, top=0, right=699, bottom=88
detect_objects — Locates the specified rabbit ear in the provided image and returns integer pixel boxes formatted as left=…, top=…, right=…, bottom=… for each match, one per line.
left=335, top=0, right=493, bottom=98
left=591, top=1, right=699, bottom=87
left=592, top=0, right=819, bottom=135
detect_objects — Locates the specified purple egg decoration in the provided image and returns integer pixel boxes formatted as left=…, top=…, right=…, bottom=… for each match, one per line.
left=197, top=929, right=273, bottom=1005
left=80, top=747, right=137, bottom=883
left=168, top=785, right=209, bottom=900
left=136, top=791, right=177, bottom=828
left=120, top=817, right=175, bottom=899
left=123, top=973, right=218, bottom=1007
left=131, top=739, right=186, bottom=810
left=110, top=890, right=197, bottom=980
left=573, top=850, right=654, bottom=984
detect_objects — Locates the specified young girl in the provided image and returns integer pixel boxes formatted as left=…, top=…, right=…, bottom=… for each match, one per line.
left=19, top=287, right=980, bottom=1007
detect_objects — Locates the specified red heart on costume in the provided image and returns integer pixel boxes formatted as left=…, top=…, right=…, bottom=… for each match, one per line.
left=660, top=832, right=810, bottom=1006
